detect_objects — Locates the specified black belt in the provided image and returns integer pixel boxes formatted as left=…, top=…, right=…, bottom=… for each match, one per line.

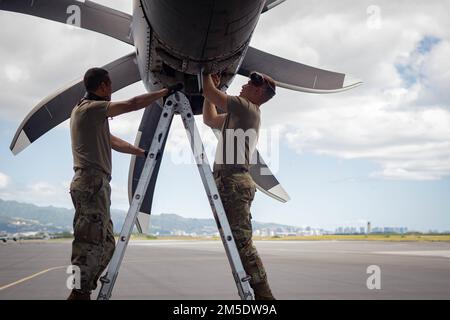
left=74, top=167, right=111, bottom=181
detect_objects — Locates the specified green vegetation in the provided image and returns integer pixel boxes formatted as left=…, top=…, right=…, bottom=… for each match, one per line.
left=129, top=234, right=158, bottom=240
left=255, top=234, right=450, bottom=242
left=52, top=231, right=73, bottom=239
left=124, top=234, right=450, bottom=242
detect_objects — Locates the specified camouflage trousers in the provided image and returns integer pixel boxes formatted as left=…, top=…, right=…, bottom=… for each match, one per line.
left=69, top=168, right=115, bottom=293
left=214, top=169, right=274, bottom=300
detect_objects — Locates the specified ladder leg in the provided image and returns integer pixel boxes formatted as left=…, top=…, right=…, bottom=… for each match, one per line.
left=96, top=98, right=176, bottom=300
left=174, top=92, right=254, bottom=300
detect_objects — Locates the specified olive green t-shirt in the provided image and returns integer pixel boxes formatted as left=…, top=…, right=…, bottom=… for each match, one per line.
left=70, top=100, right=112, bottom=176
left=214, top=96, right=261, bottom=171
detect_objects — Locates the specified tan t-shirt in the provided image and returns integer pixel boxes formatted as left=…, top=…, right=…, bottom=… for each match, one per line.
left=214, top=96, right=261, bottom=171
left=70, top=100, right=112, bottom=176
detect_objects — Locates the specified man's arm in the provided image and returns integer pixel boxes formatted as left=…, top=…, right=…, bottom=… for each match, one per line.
left=110, top=134, right=145, bottom=157
left=107, top=88, right=168, bottom=118
left=202, top=98, right=226, bottom=129
left=202, top=74, right=228, bottom=112
left=202, top=74, right=226, bottom=129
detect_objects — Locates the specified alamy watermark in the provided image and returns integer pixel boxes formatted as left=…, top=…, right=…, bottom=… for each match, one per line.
left=66, top=5, right=81, bottom=29
left=66, top=265, right=81, bottom=290
left=366, top=5, right=382, bottom=30
left=169, top=127, right=281, bottom=176
left=366, top=265, right=381, bottom=290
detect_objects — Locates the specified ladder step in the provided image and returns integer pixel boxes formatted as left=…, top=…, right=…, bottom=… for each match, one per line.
left=100, top=275, right=110, bottom=284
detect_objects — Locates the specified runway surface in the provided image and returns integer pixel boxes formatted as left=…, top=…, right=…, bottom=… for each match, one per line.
left=0, top=240, right=449, bottom=300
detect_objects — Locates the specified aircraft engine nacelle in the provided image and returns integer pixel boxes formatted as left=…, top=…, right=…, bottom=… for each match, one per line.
left=141, top=0, right=266, bottom=75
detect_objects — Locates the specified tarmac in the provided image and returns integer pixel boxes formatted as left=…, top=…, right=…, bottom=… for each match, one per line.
left=0, top=240, right=449, bottom=300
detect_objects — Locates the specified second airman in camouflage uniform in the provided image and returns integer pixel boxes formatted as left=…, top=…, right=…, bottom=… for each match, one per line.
left=203, top=72, right=277, bottom=299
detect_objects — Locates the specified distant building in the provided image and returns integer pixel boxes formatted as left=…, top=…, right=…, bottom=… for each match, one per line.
left=367, top=222, right=371, bottom=234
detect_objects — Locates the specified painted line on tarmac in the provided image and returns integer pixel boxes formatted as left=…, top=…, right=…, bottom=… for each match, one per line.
left=0, top=266, right=66, bottom=291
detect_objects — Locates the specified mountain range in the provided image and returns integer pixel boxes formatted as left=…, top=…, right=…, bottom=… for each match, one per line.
left=0, top=198, right=299, bottom=236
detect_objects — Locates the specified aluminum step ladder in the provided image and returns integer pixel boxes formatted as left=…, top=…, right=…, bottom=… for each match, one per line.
left=97, top=92, right=254, bottom=300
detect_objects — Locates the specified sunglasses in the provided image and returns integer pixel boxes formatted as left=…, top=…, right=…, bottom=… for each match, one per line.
left=249, top=72, right=276, bottom=96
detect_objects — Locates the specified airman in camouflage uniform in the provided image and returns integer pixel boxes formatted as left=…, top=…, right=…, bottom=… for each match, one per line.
left=214, top=170, right=273, bottom=299
left=68, top=68, right=169, bottom=300
left=70, top=168, right=115, bottom=295
left=203, top=72, right=277, bottom=300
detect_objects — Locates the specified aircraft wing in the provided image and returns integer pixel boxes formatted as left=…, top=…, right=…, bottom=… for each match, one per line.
left=0, top=0, right=133, bottom=44
left=239, top=46, right=362, bottom=93
left=10, top=52, right=141, bottom=155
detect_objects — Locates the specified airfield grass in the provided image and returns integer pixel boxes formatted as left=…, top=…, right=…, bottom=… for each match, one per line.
left=128, top=234, right=450, bottom=242
left=25, top=233, right=450, bottom=243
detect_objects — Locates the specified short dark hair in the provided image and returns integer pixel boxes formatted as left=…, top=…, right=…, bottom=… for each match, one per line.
left=263, top=75, right=276, bottom=99
left=83, top=68, right=110, bottom=92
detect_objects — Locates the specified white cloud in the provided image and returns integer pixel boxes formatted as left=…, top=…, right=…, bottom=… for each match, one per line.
left=0, top=172, right=10, bottom=189
left=108, top=108, right=144, bottom=141
left=29, top=181, right=65, bottom=197
left=110, top=182, right=129, bottom=211
left=4, top=65, right=30, bottom=82
left=249, top=0, right=450, bottom=181
left=420, top=41, right=450, bottom=105
left=0, top=180, right=72, bottom=208
left=0, top=178, right=134, bottom=212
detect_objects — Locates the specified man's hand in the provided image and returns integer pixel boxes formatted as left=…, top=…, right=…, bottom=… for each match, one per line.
left=202, top=73, right=228, bottom=112
left=211, top=74, right=220, bottom=88
left=137, top=148, right=147, bottom=158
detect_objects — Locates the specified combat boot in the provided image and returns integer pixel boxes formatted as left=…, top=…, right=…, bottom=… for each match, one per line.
left=67, top=289, right=91, bottom=300
left=253, top=282, right=275, bottom=300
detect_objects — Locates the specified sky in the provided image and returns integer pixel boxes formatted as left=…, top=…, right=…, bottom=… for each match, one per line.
left=0, top=0, right=449, bottom=232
